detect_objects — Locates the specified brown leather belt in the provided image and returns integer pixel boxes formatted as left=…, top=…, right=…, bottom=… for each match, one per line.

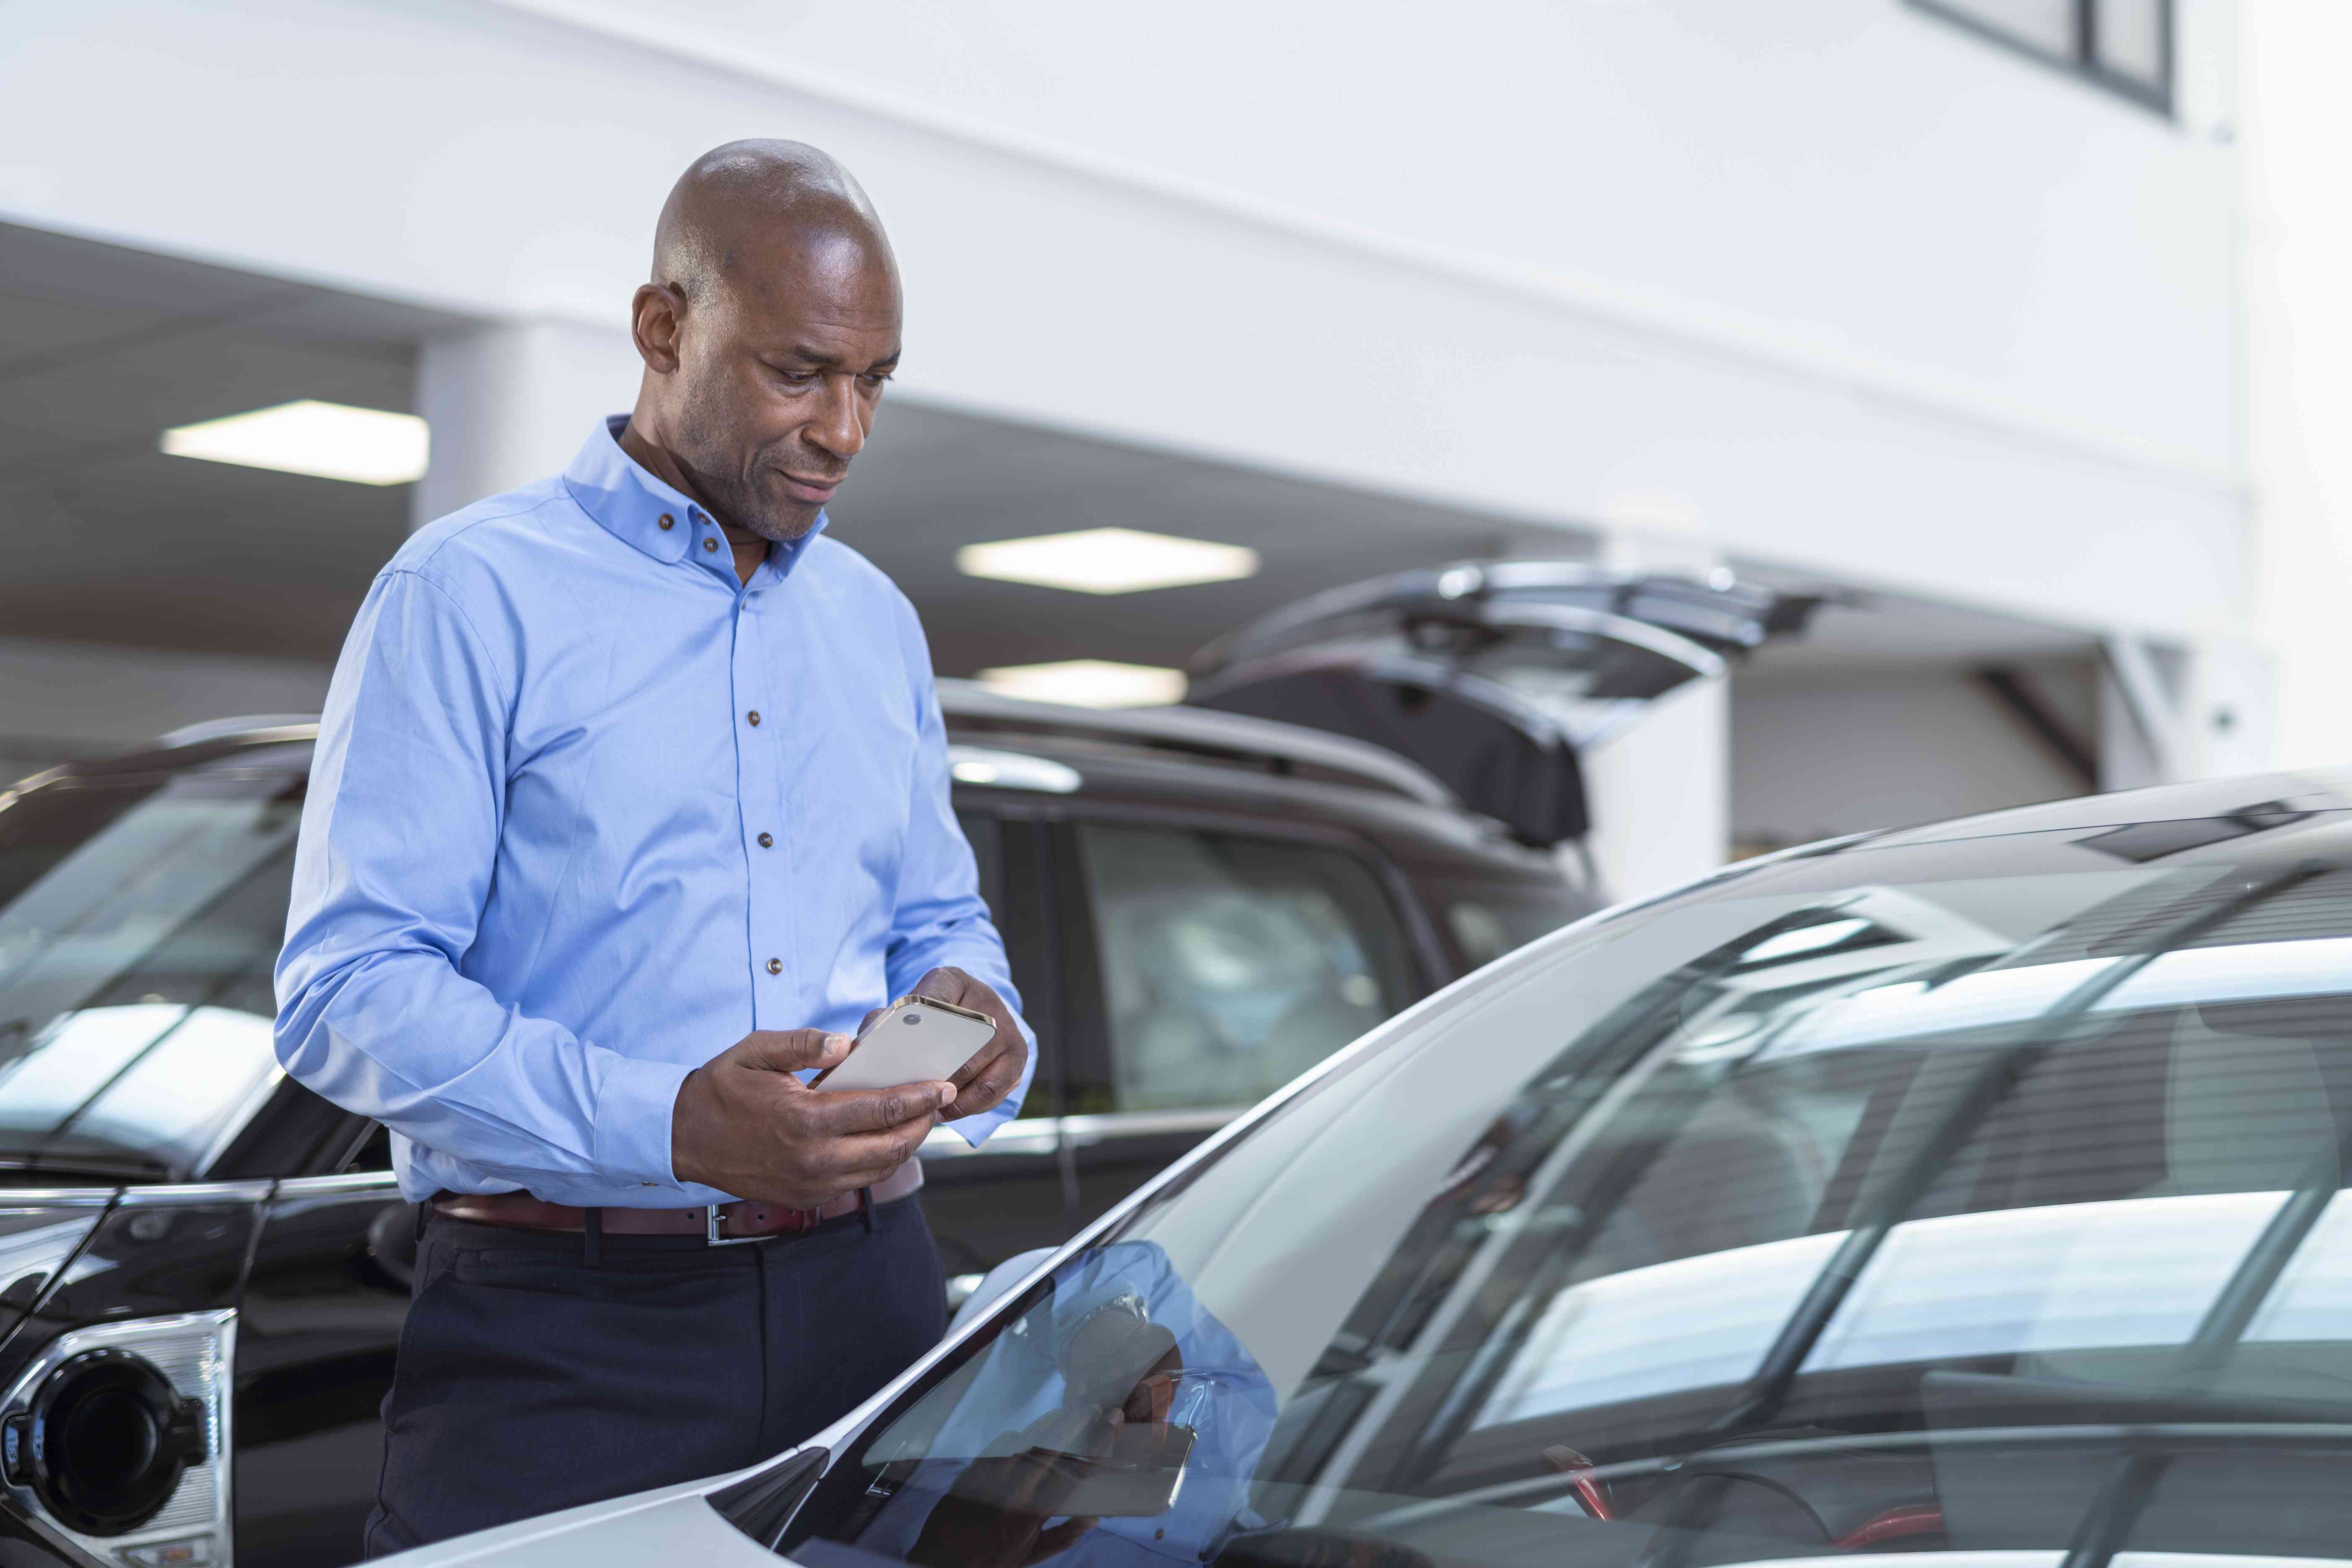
left=434, top=1160, right=924, bottom=1245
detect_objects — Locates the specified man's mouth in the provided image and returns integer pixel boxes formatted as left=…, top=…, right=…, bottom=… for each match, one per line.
left=776, top=471, right=844, bottom=504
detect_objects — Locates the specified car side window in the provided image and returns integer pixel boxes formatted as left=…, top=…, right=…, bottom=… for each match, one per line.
left=344, top=1121, right=394, bottom=1173
left=1439, top=880, right=1584, bottom=968
left=1074, top=823, right=1410, bottom=1113
left=0, top=769, right=302, bottom=1182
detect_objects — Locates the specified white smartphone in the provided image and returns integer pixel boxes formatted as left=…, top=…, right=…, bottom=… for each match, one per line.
left=812, top=995, right=997, bottom=1093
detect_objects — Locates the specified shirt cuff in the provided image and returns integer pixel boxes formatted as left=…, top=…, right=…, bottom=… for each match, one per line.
left=947, top=1099, right=1020, bottom=1148
left=593, top=1054, right=696, bottom=1189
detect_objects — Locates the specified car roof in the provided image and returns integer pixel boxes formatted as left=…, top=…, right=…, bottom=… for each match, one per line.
left=9, top=704, right=1557, bottom=883
left=1822, top=766, right=2352, bottom=854
left=23, top=722, right=2347, bottom=878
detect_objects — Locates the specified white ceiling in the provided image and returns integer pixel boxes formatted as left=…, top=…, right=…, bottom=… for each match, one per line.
left=0, top=221, right=2098, bottom=683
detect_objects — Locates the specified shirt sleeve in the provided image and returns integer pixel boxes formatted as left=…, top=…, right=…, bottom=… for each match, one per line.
left=885, top=650, right=1038, bottom=1147
left=273, top=568, right=689, bottom=1194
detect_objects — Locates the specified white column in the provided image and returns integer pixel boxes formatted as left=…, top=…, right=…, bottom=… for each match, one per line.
left=1578, top=513, right=1730, bottom=905
left=2242, top=3, right=2352, bottom=771
left=411, top=319, right=645, bottom=530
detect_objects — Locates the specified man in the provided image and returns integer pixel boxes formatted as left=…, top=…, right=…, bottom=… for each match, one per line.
left=274, top=139, right=1033, bottom=1557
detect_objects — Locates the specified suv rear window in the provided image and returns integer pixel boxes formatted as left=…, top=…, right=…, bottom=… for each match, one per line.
left=0, top=766, right=300, bottom=1182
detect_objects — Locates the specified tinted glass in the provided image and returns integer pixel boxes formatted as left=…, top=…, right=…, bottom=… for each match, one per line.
left=1077, top=825, right=1410, bottom=1113
left=0, top=761, right=303, bottom=1181
left=777, top=811, right=2352, bottom=1568
left=1438, top=880, right=1582, bottom=969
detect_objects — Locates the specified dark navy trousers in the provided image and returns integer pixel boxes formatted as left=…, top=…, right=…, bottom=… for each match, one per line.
left=363, top=1197, right=947, bottom=1557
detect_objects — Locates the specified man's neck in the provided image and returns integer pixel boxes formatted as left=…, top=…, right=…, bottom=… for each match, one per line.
left=616, top=417, right=767, bottom=587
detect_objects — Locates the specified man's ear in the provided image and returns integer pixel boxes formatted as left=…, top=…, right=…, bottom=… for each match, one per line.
left=630, top=282, right=687, bottom=374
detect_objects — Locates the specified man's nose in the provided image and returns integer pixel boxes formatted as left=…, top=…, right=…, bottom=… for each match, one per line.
left=807, top=374, right=868, bottom=462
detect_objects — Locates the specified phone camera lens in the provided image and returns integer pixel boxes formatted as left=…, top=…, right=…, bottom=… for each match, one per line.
left=904, top=1014, right=920, bottom=1025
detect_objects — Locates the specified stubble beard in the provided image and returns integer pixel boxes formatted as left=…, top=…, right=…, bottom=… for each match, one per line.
left=673, top=402, right=819, bottom=545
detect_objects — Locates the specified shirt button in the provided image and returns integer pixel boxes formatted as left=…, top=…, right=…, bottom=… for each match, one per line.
left=758, top=832, right=774, bottom=848
left=766, top=958, right=783, bottom=975
left=747, top=710, right=761, bottom=726
left=657, top=513, right=675, bottom=530
left=703, top=537, right=719, bottom=553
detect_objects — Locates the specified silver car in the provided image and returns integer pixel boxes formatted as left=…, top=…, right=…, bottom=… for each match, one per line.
left=388, top=768, right=2352, bottom=1568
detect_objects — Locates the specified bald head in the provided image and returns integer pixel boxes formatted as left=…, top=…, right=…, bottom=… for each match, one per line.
left=652, top=138, right=897, bottom=307
left=622, top=140, right=903, bottom=552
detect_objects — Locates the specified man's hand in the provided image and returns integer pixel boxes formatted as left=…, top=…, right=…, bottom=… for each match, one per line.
left=901, top=967, right=1029, bottom=1124
left=670, top=1028, right=953, bottom=1207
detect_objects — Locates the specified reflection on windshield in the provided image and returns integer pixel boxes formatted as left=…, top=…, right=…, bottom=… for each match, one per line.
left=810, top=1243, right=1280, bottom=1568
left=779, top=815, right=2352, bottom=1568
left=0, top=767, right=298, bottom=1179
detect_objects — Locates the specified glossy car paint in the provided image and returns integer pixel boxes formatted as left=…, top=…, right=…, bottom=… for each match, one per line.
left=0, top=701, right=1584, bottom=1568
left=363, top=765, right=2352, bottom=1568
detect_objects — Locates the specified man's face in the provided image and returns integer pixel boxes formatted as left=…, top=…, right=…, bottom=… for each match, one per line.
left=666, top=229, right=901, bottom=543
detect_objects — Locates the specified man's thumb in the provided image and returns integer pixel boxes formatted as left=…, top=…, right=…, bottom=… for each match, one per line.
left=735, top=1028, right=851, bottom=1073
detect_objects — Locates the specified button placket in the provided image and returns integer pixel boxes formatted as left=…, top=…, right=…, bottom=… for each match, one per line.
left=732, top=597, right=792, bottom=1020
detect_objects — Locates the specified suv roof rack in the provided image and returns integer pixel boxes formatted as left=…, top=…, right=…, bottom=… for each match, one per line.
left=157, top=716, right=322, bottom=749
left=937, top=680, right=1454, bottom=810
left=138, top=697, right=1457, bottom=813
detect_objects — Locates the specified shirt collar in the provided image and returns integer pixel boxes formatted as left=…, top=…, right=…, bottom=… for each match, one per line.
left=563, top=415, right=830, bottom=584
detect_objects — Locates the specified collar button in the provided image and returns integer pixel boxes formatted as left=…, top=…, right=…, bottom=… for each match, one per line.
left=657, top=513, right=675, bottom=530
left=703, top=537, right=719, bottom=553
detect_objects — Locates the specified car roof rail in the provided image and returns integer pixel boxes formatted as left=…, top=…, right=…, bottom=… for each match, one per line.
left=937, top=680, right=1454, bottom=809
left=156, top=715, right=322, bottom=749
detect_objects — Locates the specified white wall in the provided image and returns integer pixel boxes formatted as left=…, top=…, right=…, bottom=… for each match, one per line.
left=0, top=0, right=2249, bottom=646
left=1733, top=665, right=2095, bottom=846
left=2241, top=2, right=2352, bottom=771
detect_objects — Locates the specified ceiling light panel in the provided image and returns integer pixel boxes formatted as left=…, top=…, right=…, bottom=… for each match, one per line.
left=976, top=659, right=1188, bottom=709
left=161, top=400, right=430, bottom=486
left=956, top=527, right=1259, bottom=595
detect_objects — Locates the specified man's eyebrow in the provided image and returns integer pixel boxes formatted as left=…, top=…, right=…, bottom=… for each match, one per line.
left=769, top=345, right=901, bottom=371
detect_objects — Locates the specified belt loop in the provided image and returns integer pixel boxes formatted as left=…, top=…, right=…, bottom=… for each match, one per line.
left=584, top=1205, right=604, bottom=1268
left=859, top=1186, right=875, bottom=1233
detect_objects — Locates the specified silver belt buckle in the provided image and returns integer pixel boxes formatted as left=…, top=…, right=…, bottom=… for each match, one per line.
left=705, top=1204, right=763, bottom=1246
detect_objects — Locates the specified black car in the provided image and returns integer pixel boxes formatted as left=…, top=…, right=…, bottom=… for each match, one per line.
left=0, top=687, right=1586, bottom=1568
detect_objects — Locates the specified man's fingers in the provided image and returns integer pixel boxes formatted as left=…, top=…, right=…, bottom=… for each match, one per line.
left=913, top=966, right=971, bottom=1005
left=946, top=1033, right=1010, bottom=1089
left=797, top=1078, right=957, bottom=1137
left=1031, top=1517, right=1099, bottom=1562
left=941, top=1033, right=1028, bottom=1119
left=810, top=1121, right=939, bottom=1186
left=731, top=1028, right=852, bottom=1074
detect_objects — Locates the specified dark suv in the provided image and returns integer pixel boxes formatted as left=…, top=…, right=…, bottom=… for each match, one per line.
left=0, top=687, right=1587, bottom=1568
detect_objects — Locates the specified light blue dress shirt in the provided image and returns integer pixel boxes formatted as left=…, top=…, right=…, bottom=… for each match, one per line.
left=274, top=416, right=1032, bottom=1207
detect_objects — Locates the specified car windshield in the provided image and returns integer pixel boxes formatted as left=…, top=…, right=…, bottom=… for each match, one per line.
left=769, top=806, right=2352, bottom=1568
left=0, top=756, right=303, bottom=1182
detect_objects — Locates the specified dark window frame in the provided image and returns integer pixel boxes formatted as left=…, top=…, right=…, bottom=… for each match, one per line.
left=1908, top=0, right=2175, bottom=117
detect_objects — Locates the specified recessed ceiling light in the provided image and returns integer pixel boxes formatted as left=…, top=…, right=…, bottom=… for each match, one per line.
left=161, top=400, right=430, bottom=486
left=956, top=527, right=1259, bottom=595
left=976, top=659, right=1188, bottom=709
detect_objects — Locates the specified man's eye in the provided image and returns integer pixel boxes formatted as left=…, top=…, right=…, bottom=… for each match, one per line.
left=859, top=373, right=894, bottom=389
left=773, top=368, right=819, bottom=387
